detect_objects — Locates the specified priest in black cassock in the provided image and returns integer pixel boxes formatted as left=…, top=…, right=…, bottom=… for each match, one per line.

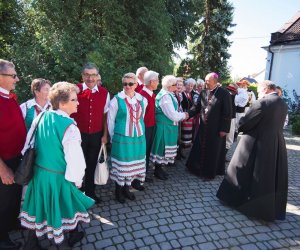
left=216, top=80, right=288, bottom=221
left=186, top=72, right=232, bottom=180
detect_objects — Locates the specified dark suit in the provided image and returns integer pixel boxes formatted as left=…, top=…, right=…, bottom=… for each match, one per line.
left=217, top=93, right=288, bottom=221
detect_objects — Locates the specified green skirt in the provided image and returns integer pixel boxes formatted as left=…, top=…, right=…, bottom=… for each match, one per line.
left=110, top=133, right=146, bottom=186
left=19, top=166, right=94, bottom=244
left=150, top=122, right=178, bottom=164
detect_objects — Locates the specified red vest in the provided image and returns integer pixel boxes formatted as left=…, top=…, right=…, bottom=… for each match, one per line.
left=135, top=84, right=144, bottom=93
left=71, top=84, right=108, bottom=134
left=139, top=88, right=156, bottom=127
left=0, top=96, right=26, bottom=160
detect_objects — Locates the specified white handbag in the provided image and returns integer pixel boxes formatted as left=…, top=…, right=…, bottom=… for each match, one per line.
left=94, top=144, right=109, bottom=185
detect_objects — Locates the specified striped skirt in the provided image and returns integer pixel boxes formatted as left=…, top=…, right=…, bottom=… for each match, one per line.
left=110, top=133, right=146, bottom=186
left=150, top=123, right=178, bottom=165
left=181, top=118, right=194, bottom=148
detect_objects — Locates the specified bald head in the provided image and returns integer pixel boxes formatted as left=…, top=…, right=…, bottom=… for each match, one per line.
left=205, top=72, right=218, bottom=90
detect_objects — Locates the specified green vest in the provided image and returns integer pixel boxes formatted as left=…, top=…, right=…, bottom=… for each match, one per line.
left=35, top=111, right=74, bottom=172
left=114, top=95, right=145, bottom=136
left=155, top=90, right=178, bottom=126
left=25, top=105, right=35, bottom=131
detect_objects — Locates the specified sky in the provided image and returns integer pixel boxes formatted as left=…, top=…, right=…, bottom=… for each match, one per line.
left=229, top=0, right=300, bottom=81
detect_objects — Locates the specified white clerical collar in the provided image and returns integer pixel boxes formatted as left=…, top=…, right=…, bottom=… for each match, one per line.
left=142, top=86, right=154, bottom=97
left=267, top=91, right=278, bottom=96
left=209, top=85, right=218, bottom=92
left=82, top=83, right=99, bottom=93
left=0, top=86, right=10, bottom=96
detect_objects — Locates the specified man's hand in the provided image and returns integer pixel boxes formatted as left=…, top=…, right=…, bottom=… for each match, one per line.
left=183, top=112, right=189, bottom=121
left=219, top=131, right=227, bottom=138
left=0, top=162, right=15, bottom=185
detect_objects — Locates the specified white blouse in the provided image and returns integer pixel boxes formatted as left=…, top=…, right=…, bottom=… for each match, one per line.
left=159, top=92, right=186, bottom=125
left=20, top=98, right=52, bottom=119
left=22, top=110, right=86, bottom=187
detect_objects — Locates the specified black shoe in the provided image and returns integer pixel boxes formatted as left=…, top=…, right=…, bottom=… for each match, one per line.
left=154, top=166, right=168, bottom=180
left=115, top=183, right=126, bottom=203
left=160, top=165, right=169, bottom=177
left=0, top=238, right=21, bottom=250
left=68, top=231, right=84, bottom=247
left=87, top=194, right=101, bottom=204
left=131, top=179, right=145, bottom=191
left=123, top=185, right=136, bottom=200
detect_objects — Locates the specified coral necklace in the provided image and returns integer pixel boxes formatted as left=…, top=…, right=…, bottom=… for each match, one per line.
left=125, top=98, right=142, bottom=124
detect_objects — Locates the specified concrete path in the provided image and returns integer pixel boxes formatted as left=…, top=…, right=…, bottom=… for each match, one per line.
left=12, top=131, right=300, bottom=249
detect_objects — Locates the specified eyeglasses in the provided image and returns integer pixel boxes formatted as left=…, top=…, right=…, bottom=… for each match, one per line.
left=82, top=73, right=98, bottom=78
left=123, top=82, right=135, bottom=87
left=70, top=98, right=78, bottom=102
left=0, top=73, right=18, bottom=79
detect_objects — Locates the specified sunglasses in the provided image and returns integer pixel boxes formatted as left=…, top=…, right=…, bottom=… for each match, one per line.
left=0, top=73, right=18, bottom=79
left=123, top=82, right=135, bottom=87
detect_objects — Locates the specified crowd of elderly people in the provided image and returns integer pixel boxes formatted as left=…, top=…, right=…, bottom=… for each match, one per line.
left=0, top=58, right=288, bottom=249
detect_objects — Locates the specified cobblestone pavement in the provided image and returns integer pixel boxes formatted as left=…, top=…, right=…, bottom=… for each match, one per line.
left=12, top=131, right=300, bottom=249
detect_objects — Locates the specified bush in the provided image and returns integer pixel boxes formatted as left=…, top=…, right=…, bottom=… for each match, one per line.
left=292, top=115, right=300, bottom=135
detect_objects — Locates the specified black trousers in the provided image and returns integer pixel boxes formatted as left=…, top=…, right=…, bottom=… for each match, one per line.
left=81, top=131, right=102, bottom=197
left=145, top=126, right=154, bottom=173
left=0, top=156, right=22, bottom=241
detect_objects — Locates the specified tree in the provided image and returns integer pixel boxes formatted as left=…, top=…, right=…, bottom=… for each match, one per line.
left=0, top=1, right=22, bottom=58
left=184, top=0, right=234, bottom=81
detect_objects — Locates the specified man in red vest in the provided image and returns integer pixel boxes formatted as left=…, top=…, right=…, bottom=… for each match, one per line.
left=0, top=59, right=27, bottom=249
left=137, top=70, right=159, bottom=184
left=71, top=63, right=109, bottom=204
left=135, top=66, right=148, bottom=93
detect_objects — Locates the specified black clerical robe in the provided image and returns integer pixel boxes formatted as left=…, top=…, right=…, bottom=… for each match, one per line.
left=186, top=87, right=232, bottom=179
left=216, top=93, right=288, bottom=221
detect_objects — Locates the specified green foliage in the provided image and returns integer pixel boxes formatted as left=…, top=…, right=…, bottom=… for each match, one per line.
left=292, top=115, right=300, bottom=135
left=2, top=0, right=181, bottom=101
left=248, top=84, right=257, bottom=98
left=183, top=0, right=234, bottom=81
left=0, top=1, right=22, bottom=58
left=2, top=0, right=232, bottom=103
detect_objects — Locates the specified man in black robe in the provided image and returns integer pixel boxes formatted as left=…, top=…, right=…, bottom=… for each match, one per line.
left=216, top=80, right=288, bottom=221
left=186, top=72, right=232, bottom=180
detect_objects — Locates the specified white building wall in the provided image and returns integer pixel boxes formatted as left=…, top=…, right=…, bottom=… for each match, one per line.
left=264, top=44, right=300, bottom=104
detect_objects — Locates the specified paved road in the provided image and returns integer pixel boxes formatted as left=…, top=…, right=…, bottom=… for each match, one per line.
left=12, top=131, right=300, bottom=249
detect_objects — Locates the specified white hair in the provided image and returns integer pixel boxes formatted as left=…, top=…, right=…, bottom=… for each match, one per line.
left=197, top=79, right=204, bottom=85
left=144, top=70, right=159, bottom=85
left=136, top=67, right=148, bottom=77
left=122, top=72, right=137, bottom=83
left=185, top=78, right=196, bottom=86
left=161, top=75, right=176, bottom=90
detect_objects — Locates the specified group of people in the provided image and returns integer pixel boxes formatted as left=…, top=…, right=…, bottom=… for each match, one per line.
left=0, top=58, right=288, bottom=250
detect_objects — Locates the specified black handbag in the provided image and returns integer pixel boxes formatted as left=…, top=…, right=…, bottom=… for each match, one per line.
left=14, top=112, right=45, bottom=185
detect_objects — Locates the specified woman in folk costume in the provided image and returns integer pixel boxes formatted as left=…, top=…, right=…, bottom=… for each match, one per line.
left=108, top=73, right=147, bottom=204
left=20, top=78, right=52, bottom=130
left=181, top=78, right=195, bottom=148
left=20, top=82, right=94, bottom=250
left=150, top=75, right=188, bottom=180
